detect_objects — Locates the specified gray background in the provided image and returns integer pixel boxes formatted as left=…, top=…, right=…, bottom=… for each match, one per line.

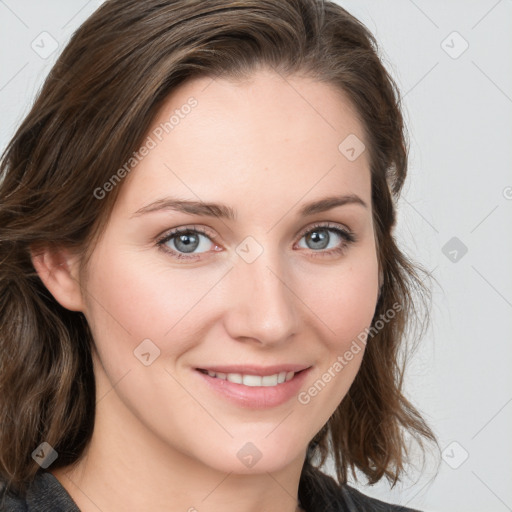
left=1, top=1, right=511, bottom=511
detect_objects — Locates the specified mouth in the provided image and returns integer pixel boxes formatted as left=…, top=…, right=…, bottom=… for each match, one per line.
left=194, top=365, right=311, bottom=408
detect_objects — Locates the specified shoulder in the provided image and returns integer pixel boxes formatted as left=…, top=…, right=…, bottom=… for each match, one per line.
left=0, top=479, right=26, bottom=512
left=340, top=484, right=422, bottom=512
left=299, top=466, right=422, bottom=512
left=0, top=472, right=80, bottom=512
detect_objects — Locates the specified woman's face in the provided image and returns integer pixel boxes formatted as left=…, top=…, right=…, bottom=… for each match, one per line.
left=80, top=69, right=379, bottom=474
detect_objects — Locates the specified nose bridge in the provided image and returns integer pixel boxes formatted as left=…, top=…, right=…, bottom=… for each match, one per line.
left=225, top=240, right=298, bottom=344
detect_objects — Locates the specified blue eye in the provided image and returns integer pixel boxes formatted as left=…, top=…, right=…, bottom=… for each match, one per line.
left=297, top=223, right=356, bottom=257
left=157, top=226, right=216, bottom=260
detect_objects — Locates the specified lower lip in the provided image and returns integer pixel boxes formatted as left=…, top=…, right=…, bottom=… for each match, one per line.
left=195, top=368, right=311, bottom=409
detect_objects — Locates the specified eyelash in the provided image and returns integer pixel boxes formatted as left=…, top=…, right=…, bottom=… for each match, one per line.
left=156, top=222, right=357, bottom=261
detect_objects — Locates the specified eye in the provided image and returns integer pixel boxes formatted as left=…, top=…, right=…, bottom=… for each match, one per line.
left=295, top=222, right=356, bottom=258
left=157, top=226, right=219, bottom=260
left=156, top=222, right=357, bottom=261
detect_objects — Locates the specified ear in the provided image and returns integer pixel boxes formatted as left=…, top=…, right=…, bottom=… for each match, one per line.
left=30, top=243, right=85, bottom=312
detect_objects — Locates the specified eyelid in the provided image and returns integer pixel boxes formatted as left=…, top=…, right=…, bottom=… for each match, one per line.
left=155, top=224, right=215, bottom=243
left=295, top=221, right=354, bottom=240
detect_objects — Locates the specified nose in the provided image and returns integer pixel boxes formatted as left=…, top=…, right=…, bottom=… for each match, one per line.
left=222, top=245, right=299, bottom=347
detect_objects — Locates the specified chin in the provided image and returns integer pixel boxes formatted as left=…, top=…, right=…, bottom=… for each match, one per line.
left=194, top=433, right=308, bottom=475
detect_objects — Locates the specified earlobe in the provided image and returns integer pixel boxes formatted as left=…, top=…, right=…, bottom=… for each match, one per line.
left=30, top=244, right=85, bottom=312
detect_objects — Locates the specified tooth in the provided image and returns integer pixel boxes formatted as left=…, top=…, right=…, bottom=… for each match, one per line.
left=208, top=370, right=296, bottom=386
left=243, top=374, right=263, bottom=387
left=227, top=373, right=243, bottom=384
left=262, top=374, right=279, bottom=386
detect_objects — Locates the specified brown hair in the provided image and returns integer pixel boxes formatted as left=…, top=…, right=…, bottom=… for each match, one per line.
left=0, top=0, right=438, bottom=504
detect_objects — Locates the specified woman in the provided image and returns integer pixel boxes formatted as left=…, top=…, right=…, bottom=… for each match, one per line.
left=0, top=1, right=438, bottom=510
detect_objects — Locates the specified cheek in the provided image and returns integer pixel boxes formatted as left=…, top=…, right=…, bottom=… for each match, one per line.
left=295, top=243, right=378, bottom=399
left=298, top=246, right=379, bottom=347
left=81, top=243, right=227, bottom=363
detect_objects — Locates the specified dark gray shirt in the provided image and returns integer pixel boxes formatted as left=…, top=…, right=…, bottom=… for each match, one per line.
left=0, top=471, right=421, bottom=511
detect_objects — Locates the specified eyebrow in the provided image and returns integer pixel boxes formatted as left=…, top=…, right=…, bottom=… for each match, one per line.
left=131, top=194, right=368, bottom=220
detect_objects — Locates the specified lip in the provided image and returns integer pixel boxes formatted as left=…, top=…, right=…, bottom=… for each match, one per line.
left=194, top=365, right=312, bottom=409
left=196, top=364, right=309, bottom=376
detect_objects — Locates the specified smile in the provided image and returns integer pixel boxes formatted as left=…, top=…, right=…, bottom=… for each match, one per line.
left=195, top=364, right=311, bottom=408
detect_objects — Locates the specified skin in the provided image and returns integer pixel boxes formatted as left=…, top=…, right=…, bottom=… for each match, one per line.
left=32, top=68, right=380, bottom=512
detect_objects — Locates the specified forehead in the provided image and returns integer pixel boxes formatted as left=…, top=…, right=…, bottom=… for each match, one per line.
left=115, top=69, right=371, bottom=219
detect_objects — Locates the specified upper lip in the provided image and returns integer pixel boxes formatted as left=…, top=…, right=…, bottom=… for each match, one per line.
left=196, top=364, right=310, bottom=376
